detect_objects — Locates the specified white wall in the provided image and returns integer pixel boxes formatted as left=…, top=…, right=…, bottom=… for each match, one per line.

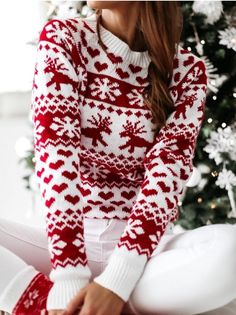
left=0, top=0, right=48, bottom=93
left=0, top=1, right=48, bottom=227
left=0, top=100, right=45, bottom=227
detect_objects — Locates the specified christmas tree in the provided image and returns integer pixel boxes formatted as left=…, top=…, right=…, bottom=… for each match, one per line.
left=19, top=1, right=236, bottom=229
left=177, top=1, right=236, bottom=229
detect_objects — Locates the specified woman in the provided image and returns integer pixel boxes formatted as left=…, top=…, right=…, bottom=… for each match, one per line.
left=0, top=1, right=236, bottom=315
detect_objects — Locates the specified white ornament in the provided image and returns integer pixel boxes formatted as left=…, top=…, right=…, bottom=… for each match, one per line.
left=204, top=126, right=236, bottom=165
left=218, top=27, right=236, bottom=52
left=201, top=56, right=221, bottom=94
left=192, top=1, right=223, bottom=25
left=186, top=166, right=202, bottom=187
left=216, top=168, right=236, bottom=190
left=215, top=167, right=236, bottom=218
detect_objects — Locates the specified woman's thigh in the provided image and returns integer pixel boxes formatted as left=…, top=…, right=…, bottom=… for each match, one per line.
left=0, top=217, right=52, bottom=277
left=0, top=217, right=105, bottom=281
left=127, top=223, right=236, bottom=315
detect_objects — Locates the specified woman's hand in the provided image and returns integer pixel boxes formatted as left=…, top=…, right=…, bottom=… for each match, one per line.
left=63, top=281, right=125, bottom=315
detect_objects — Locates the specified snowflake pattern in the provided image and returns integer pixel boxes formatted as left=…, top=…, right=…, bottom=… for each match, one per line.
left=45, top=20, right=74, bottom=50
left=127, top=88, right=144, bottom=106
left=34, top=120, right=45, bottom=144
left=12, top=272, right=53, bottom=315
left=77, top=65, right=87, bottom=91
left=216, top=168, right=236, bottom=190
left=51, top=116, right=80, bottom=138
left=23, top=289, right=39, bottom=309
left=218, top=27, right=236, bottom=52
left=81, top=160, right=111, bottom=180
left=124, top=218, right=145, bottom=239
left=90, top=77, right=121, bottom=101
left=48, top=234, right=67, bottom=256
left=73, top=232, right=85, bottom=253
left=204, top=126, right=236, bottom=165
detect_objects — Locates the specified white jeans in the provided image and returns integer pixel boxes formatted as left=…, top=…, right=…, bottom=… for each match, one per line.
left=0, top=216, right=236, bottom=315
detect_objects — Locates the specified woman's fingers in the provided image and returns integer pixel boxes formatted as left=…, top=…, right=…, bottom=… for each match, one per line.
left=65, top=288, right=87, bottom=315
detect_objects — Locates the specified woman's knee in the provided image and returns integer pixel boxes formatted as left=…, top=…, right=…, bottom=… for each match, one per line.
left=212, top=223, right=236, bottom=255
left=209, top=224, right=236, bottom=296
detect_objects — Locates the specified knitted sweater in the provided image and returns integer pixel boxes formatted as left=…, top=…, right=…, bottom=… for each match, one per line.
left=31, top=13, right=208, bottom=311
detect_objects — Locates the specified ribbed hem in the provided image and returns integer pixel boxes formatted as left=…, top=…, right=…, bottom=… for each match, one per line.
left=46, top=278, right=89, bottom=310
left=93, top=247, right=147, bottom=302
left=0, top=265, right=39, bottom=314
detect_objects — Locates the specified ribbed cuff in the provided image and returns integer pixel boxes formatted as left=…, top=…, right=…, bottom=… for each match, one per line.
left=0, top=265, right=39, bottom=314
left=46, top=278, right=89, bottom=310
left=93, top=247, right=147, bottom=302
left=46, top=264, right=92, bottom=310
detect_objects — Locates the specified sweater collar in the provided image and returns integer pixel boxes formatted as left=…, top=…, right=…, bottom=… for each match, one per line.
left=84, top=13, right=151, bottom=68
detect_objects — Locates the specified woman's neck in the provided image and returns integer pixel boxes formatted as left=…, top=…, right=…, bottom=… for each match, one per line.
left=100, top=5, right=147, bottom=52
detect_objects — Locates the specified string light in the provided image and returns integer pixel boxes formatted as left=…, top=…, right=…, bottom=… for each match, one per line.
left=197, top=197, right=203, bottom=203
left=233, top=92, right=236, bottom=98
left=178, top=201, right=182, bottom=206
left=211, top=203, right=216, bottom=209
left=221, top=122, right=227, bottom=128
left=211, top=171, right=218, bottom=177
left=187, top=46, right=192, bottom=51
left=207, top=118, right=213, bottom=123
left=200, top=39, right=205, bottom=44
left=212, top=95, right=217, bottom=100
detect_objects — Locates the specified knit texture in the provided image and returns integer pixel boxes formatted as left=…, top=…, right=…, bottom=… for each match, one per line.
left=30, top=13, right=208, bottom=310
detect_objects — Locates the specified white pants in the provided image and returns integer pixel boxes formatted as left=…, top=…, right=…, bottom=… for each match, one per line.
left=0, top=217, right=236, bottom=315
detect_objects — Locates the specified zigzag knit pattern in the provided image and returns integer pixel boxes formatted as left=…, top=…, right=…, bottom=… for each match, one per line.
left=30, top=13, right=208, bottom=310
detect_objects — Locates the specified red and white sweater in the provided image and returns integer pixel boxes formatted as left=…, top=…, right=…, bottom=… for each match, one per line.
left=31, top=13, right=208, bottom=310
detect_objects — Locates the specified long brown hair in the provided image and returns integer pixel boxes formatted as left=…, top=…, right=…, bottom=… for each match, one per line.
left=95, top=2, right=183, bottom=136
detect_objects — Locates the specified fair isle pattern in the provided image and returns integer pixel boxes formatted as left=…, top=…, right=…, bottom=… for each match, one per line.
left=31, top=14, right=208, bottom=309
left=12, top=272, right=53, bottom=314
left=115, top=58, right=207, bottom=256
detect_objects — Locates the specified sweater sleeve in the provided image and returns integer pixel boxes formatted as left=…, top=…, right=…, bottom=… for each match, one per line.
left=93, top=58, right=208, bottom=302
left=31, top=18, right=91, bottom=310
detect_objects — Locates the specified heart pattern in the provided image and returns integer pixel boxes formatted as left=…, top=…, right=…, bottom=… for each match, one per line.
left=129, top=64, right=142, bottom=73
left=116, top=68, right=129, bottom=79
left=98, top=191, right=114, bottom=200
left=87, top=46, right=100, bottom=58
left=94, top=61, right=108, bottom=72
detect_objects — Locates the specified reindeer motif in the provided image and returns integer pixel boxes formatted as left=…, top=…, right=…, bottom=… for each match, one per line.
left=119, top=120, right=153, bottom=153
left=81, top=113, right=112, bottom=147
left=174, top=92, right=198, bottom=120
left=44, top=55, right=78, bottom=93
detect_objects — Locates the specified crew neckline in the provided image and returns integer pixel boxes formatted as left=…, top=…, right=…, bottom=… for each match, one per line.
left=83, top=13, right=151, bottom=68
